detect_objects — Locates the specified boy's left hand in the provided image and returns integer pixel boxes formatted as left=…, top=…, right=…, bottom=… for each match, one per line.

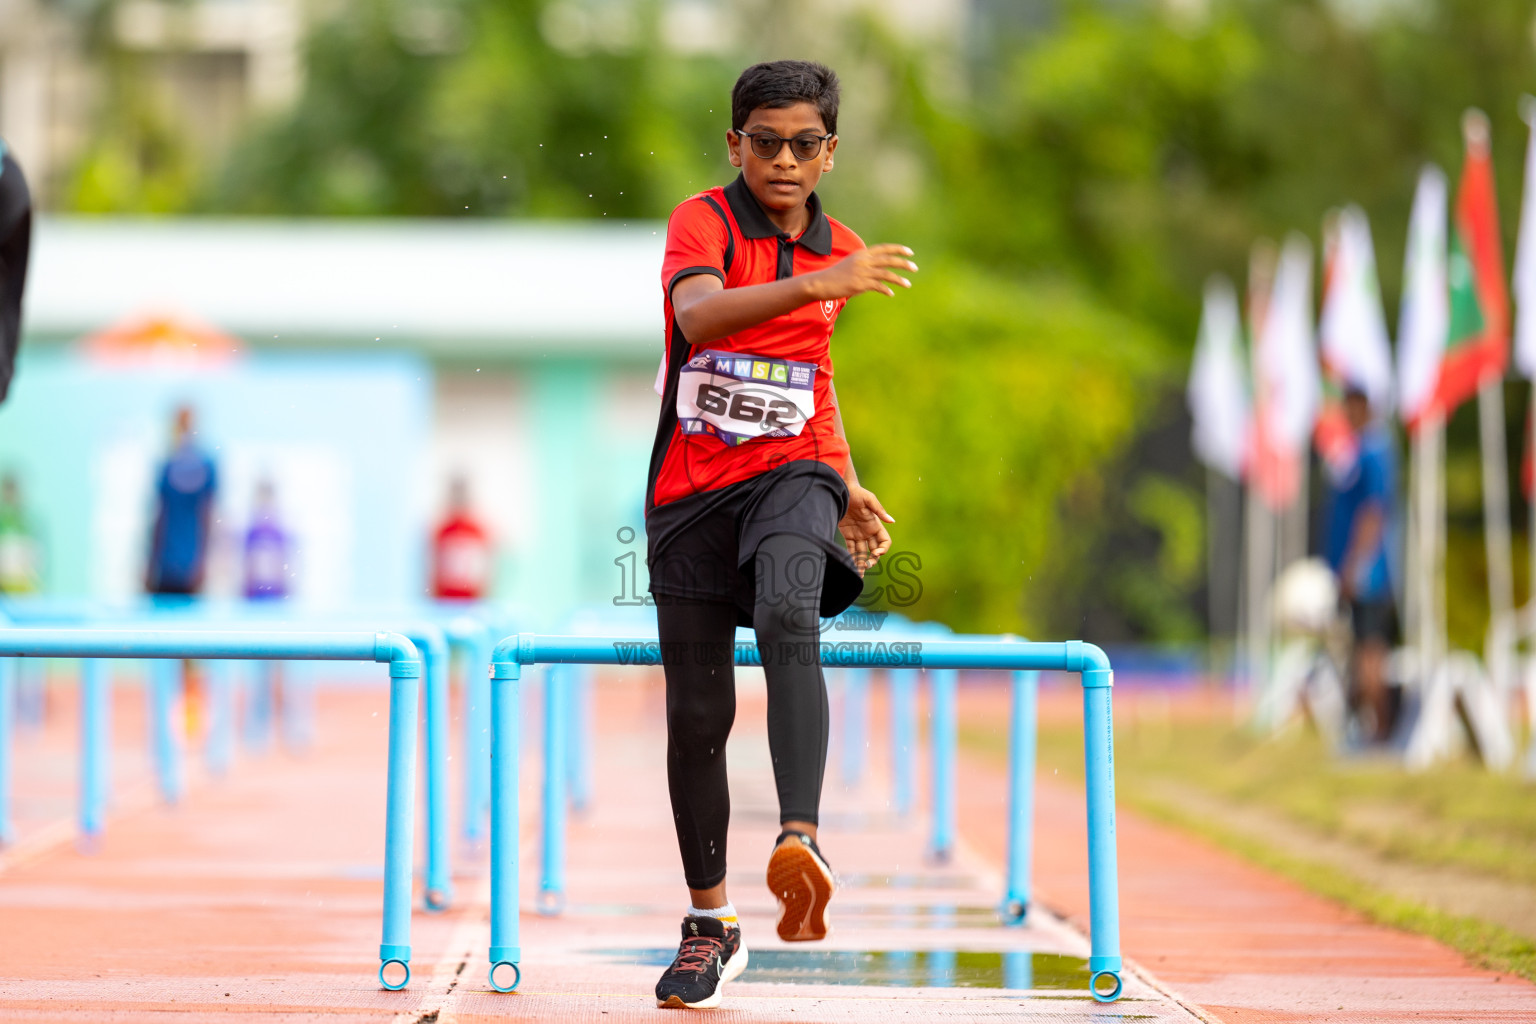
left=839, top=485, right=894, bottom=575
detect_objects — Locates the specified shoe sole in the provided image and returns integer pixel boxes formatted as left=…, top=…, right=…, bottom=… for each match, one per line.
left=657, top=986, right=722, bottom=1009
left=768, top=841, right=834, bottom=942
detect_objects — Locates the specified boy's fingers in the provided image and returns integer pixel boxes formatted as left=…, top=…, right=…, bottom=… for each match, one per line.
left=863, top=494, right=895, bottom=523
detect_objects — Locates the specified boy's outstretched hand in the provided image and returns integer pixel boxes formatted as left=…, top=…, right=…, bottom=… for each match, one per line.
left=839, top=485, right=894, bottom=576
left=813, top=245, right=917, bottom=300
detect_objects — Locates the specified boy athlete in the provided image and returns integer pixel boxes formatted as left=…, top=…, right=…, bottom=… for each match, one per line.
left=646, top=60, right=916, bottom=1009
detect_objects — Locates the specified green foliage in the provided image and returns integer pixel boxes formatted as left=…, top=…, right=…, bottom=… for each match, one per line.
left=204, top=0, right=734, bottom=216
left=835, top=261, right=1169, bottom=634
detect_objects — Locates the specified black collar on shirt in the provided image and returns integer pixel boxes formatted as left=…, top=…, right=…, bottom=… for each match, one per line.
left=723, top=174, right=833, bottom=256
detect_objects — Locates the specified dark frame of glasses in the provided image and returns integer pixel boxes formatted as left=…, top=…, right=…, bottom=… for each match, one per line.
left=734, top=130, right=836, bottom=161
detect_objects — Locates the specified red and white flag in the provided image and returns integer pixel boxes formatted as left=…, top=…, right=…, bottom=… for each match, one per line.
left=1249, top=233, right=1320, bottom=509
left=1315, top=206, right=1394, bottom=479
left=1397, top=165, right=1450, bottom=431
left=1187, top=275, right=1249, bottom=480
left=1434, top=110, right=1509, bottom=415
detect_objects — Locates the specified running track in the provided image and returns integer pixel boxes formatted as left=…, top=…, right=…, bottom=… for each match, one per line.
left=0, top=670, right=1530, bottom=1022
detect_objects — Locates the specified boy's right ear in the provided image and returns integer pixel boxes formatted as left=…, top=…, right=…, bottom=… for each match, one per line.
left=726, top=129, right=743, bottom=168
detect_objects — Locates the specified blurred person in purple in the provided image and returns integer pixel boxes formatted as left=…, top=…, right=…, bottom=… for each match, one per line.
left=145, top=405, right=218, bottom=597
left=243, top=478, right=292, bottom=600
left=1323, top=386, right=1399, bottom=744
left=0, top=139, right=32, bottom=404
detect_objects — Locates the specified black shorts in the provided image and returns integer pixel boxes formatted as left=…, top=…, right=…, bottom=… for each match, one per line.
left=646, top=459, right=863, bottom=627
left=1349, top=597, right=1398, bottom=645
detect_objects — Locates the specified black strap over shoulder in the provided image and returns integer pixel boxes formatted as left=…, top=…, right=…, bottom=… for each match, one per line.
left=699, top=194, right=735, bottom=275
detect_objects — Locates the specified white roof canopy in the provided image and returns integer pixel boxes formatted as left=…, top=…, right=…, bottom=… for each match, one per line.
left=25, top=217, right=667, bottom=357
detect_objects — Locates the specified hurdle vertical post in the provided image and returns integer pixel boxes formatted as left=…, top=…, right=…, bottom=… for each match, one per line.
left=890, top=670, right=916, bottom=817
left=1002, top=669, right=1038, bottom=923
left=245, top=662, right=275, bottom=753
left=839, top=667, right=869, bottom=787
left=488, top=637, right=523, bottom=992
left=372, top=631, right=423, bottom=990
left=567, top=664, right=592, bottom=814
left=280, top=664, right=315, bottom=752
left=539, top=664, right=569, bottom=914
left=418, top=628, right=454, bottom=910
left=205, top=659, right=235, bottom=777
left=928, top=668, right=957, bottom=862
left=1074, top=642, right=1122, bottom=1001
left=79, top=659, right=109, bottom=837
left=148, top=659, right=184, bottom=804
left=0, top=658, right=14, bottom=844
left=458, top=621, right=494, bottom=844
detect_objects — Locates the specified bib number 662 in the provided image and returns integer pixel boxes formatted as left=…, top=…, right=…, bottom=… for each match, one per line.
left=697, top=384, right=800, bottom=428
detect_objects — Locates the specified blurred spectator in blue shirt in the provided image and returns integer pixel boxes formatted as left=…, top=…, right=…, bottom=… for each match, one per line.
left=146, top=406, right=218, bottom=597
left=243, top=478, right=292, bottom=600
left=1323, top=387, right=1399, bottom=743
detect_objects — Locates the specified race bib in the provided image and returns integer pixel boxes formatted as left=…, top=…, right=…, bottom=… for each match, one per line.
left=677, top=349, right=817, bottom=446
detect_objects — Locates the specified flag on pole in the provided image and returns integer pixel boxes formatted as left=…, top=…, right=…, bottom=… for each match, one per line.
left=1249, top=233, right=1320, bottom=509
left=1433, top=109, right=1509, bottom=417
left=1398, top=165, right=1450, bottom=431
left=1315, top=206, right=1394, bottom=479
left=1188, top=275, right=1249, bottom=480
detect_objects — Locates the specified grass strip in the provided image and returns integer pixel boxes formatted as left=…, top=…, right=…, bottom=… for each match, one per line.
left=963, top=718, right=1536, bottom=985
left=1125, top=788, right=1536, bottom=984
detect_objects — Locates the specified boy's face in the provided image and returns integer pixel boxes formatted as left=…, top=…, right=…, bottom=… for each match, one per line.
left=727, top=101, right=837, bottom=217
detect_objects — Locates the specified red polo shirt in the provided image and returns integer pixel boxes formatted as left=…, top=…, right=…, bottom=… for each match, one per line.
left=646, top=175, right=859, bottom=511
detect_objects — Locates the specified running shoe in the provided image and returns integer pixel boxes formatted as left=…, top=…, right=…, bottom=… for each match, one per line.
left=655, top=915, right=742, bottom=1009
left=767, top=829, right=835, bottom=942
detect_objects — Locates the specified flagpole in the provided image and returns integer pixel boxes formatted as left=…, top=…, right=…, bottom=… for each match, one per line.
left=1244, top=482, right=1275, bottom=710
left=1434, top=414, right=1448, bottom=670
left=1478, top=376, right=1516, bottom=694
left=1527, top=390, right=1536, bottom=772
left=1418, top=414, right=1445, bottom=680
left=1404, top=425, right=1422, bottom=669
left=1206, top=466, right=1220, bottom=671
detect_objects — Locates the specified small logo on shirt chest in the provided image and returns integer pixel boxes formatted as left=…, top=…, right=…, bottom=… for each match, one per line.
left=821, top=299, right=837, bottom=321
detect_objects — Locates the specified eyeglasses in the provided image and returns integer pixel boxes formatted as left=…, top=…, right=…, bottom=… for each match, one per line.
left=734, top=129, right=834, bottom=162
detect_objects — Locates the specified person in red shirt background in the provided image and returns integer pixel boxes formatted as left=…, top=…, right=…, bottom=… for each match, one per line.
left=431, top=475, right=492, bottom=601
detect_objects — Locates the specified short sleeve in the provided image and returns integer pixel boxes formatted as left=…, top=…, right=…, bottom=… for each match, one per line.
left=661, top=197, right=728, bottom=300
left=1359, top=448, right=1388, bottom=507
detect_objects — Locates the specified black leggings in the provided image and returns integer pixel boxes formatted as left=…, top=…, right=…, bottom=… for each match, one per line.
left=657, top=532, right=830, bottom=891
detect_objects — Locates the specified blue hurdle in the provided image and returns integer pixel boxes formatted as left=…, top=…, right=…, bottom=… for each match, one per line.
left=442, top=613, right=495, bottom=845
left=487, top=633, right=1124, bottom=1004
left=537, top=663, right=571, bottom=916
left=0, top=627, right=424, bottom=991
left=0, top=658, right=13, bottom=845
left=837, top=666, right=870, bottom=788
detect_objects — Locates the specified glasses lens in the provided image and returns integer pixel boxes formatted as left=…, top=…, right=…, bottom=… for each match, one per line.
left=750, top=134, right=781, bottom=159
left=791, top=135, right=823, bottom=160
